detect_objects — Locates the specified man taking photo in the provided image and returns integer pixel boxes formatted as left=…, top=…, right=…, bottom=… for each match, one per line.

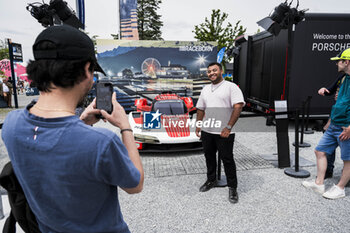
left=1, top=25, right=144, bottom=232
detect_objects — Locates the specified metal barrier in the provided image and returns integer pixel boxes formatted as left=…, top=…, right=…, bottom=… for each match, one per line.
left=293, top=98, right=311, bottom=147
left=284, top=109, right=311, bottom=178
left=240, top=109, right=311, bottom=179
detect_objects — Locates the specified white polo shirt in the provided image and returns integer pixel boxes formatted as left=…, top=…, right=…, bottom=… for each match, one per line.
left=196, top=80, right=245, bottom=134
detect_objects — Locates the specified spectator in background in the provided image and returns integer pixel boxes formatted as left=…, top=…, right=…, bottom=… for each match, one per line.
left=17, top=79, right=24, bottom=94
left=2, top=78, right=12, bottom=107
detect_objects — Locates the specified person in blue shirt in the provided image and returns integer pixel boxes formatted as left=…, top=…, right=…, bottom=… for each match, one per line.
left=1, top=25, right=144, bottom=233
left=303, top=48, right=350, bottom=199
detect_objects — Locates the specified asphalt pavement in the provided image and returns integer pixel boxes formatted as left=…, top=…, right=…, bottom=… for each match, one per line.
left=0, top=94, right=349, bottom=233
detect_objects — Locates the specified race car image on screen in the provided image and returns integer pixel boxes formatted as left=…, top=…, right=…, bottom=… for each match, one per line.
left=129, top=93, right=202, bottom=152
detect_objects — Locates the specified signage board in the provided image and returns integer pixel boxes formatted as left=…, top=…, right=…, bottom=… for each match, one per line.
left=12, top=43, right=23, bottom=62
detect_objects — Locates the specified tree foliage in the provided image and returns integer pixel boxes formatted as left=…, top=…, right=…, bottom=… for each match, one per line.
left=84, top=32, right=99, bottom=54
left=137, top=0, right=163, bottom=40
left=0, top=39, right=9, bottom=60
left=193, top=9, right=246, bottom=67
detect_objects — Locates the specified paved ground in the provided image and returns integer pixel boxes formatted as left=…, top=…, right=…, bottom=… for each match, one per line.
left=0, top=94, right=350, bottom=232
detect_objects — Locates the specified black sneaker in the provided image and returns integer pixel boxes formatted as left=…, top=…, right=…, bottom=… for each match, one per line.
left=199, top=180, right=216, bottom=192
left=229, top=188, right=238, bottom=204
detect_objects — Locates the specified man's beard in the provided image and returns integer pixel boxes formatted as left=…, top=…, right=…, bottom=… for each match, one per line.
left=210, top=75, right=222, bottom=84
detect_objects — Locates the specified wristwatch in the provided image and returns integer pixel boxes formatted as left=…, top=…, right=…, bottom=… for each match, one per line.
left=225, top=125, right=232, bottom=130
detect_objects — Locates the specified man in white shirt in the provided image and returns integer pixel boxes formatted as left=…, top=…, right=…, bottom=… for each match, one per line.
left=195, top=62, right=245, bottom=204
left=2, top=78, right=11, bottom=107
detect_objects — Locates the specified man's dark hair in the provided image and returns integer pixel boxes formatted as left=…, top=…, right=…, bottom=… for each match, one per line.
left=26, top=41, right=94, bottom=92
left=207, top=62, right=222, bottom=70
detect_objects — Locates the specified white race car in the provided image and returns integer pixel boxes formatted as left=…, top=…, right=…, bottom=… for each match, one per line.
left=129, top=93, right=202, bottom=152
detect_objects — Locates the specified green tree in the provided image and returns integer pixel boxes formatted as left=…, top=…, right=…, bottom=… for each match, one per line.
left=0, top=39, right=9, bottom=60
left=91, top=35, right=99, bottom=45
left=193, top=9, right=246, bottom=69
left=137, top=0, right=163, bottom=40
left=86, top=33, right=99, bottom=54
left=83, top=31, right=99, bottom=53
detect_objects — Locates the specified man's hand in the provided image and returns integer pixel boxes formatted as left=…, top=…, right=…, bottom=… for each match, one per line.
left=318, top=87, right=330, bottom=96
left=323, top=118, right=331, bottom=132
left=195, top=127, right=201, bottom=137
left=195, top=109, right=205, bottom=138
left=101, top=92, right=131, bottom=129
left=80, top=98, right=101, bottom=125
left=220, top=127, right=231, bottom=138
left=100, top=93, right=144, bottom=194
left=339, top=126, right=350, bottom=141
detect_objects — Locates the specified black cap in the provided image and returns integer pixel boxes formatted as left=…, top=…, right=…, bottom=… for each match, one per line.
left=33, top=25, right=106, bottom=75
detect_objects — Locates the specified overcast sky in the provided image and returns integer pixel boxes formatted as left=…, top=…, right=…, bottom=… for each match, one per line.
left=1, top=0, right=350, bottom=64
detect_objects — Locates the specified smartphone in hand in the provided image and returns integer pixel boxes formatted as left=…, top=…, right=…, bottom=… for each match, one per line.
left=96, top=82, right=113, bottom=114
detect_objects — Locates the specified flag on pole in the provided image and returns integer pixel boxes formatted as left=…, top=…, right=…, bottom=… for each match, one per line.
left=75, top=0, right=85, bottom=29
left=217, top=47, right=226, bottom=63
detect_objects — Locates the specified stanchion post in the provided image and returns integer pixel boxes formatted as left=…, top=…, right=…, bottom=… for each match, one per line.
left=299, top=101, right=306, bottom=144
left=215, top=153, right=227, bottom=187
left=293, top=100, right=311, bottom=148
left=304, top=96, right=314, bottom=134
left=274, top=100, right=290, bottom=168
left=284, top=109, right=310, bottom=178
left=295, top=109, right=300, bottom=172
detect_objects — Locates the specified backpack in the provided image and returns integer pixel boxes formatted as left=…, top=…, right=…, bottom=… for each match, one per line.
left=0, top=162, right=41, bottom=233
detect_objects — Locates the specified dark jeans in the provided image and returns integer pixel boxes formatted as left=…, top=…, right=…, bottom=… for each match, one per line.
left=201, top=131, right=237, bottom=188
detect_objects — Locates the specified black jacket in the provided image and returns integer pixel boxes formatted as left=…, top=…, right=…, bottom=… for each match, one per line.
left=0, top=162, right=41, bottom=233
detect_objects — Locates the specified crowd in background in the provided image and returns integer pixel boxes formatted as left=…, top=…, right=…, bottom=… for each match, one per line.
left=0, top=77, right=30, bottom=108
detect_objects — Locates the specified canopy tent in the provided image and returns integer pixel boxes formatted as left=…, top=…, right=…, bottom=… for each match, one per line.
left=0, top=59, right=27, bottom=80
left=19, top=73, right=29, bottom=81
